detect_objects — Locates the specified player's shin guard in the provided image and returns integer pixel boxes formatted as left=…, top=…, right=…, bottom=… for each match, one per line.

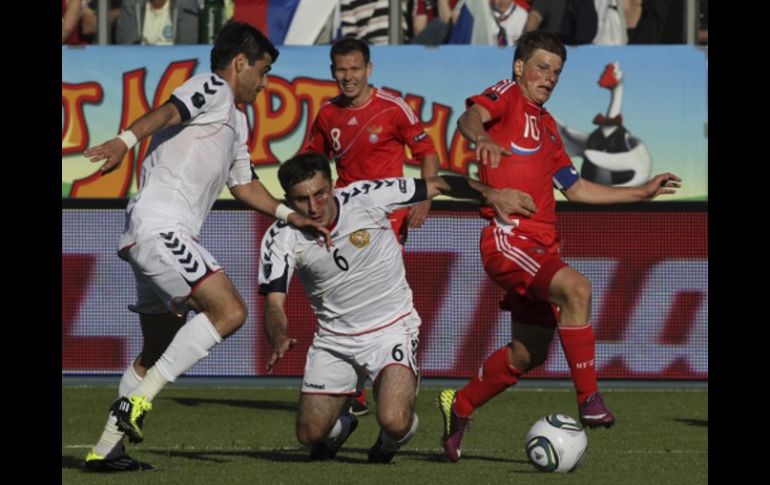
left=558, top=323, right=598, bottom=405
left=454, top=345, right=522, bottom=417
left=132, top=313, right=222, bottom=401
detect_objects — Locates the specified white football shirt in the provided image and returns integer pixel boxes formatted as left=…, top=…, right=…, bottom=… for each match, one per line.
left=259, top=178, right=428, bottom=336
left=120, top=72, right=253, bottom=247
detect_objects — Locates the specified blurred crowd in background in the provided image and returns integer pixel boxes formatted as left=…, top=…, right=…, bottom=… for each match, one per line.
left=63, top=0, right=708, bottom=47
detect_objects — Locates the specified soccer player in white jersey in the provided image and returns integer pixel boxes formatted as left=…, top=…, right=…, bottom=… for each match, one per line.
left=259, top=152, right=535, bottom=463
left=81, top=21, right=330, bottom=473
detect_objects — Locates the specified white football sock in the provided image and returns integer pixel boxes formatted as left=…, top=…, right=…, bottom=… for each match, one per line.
left=130, top=313, right=221, bottom=401
left=94, top=364, right=145, bottom=458
left=118, top=360, right=143, bottom=397
left=326, top=418, right=343, bottom=439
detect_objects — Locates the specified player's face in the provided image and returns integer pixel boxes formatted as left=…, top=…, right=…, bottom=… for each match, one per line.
left=235, top=53, right=273, bottom=104
left=287, top=172, right=336, bottom=226
left=514, top=49, right=563, bottom=106
left=331, top=51, right=373, bottom=106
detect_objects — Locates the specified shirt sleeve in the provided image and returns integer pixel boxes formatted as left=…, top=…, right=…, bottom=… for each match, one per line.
left=396, top=102, right=437, bottom=161
left=546, top=117, right=579, bottom=189
left=465, top=80, right=514, bottom=122
left=169, top=73, right=231, bottom=123
left=258, top=223, right=296, bottom=295
left=228, top=112, right=254, bottom=188
left=338, top=178, right=428, bottom=213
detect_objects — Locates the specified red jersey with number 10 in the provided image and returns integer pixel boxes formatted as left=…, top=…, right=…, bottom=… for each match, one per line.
left=467, top=80, right=574, bottom=246
left=304, top=88, right=437, bottom=188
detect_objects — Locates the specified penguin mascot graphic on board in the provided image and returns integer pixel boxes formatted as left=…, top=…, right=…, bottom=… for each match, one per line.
left=557, top=62, right=652, bottom=187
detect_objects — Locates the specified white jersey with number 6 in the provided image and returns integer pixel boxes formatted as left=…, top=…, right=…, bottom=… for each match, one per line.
left=259, top=177, right=428, bottom=336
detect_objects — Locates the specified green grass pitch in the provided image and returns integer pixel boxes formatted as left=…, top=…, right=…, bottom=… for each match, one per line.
left=62, top=385, right=707, bottom=484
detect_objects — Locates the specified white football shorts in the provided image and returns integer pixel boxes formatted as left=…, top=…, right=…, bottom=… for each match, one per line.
left=300, top=312, right=421, bottom=395
left=119, top=230, right=222, bottom=317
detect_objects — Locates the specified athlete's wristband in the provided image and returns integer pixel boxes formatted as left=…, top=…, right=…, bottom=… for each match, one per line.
left=275, top=203, right=295, bottom=222
left=117, top=130, right=138, bottom=150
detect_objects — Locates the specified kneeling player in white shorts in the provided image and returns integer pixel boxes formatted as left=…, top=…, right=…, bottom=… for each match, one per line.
left=259, top=152, right=534, bottom=463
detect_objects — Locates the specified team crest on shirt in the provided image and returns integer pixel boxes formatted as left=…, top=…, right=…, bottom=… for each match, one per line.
left=367, top=125, right=382, bottom=144
left=349, top=229, right=370, bottom=248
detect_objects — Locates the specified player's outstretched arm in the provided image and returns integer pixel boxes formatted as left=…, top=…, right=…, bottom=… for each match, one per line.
left=83, top=102, right=182, bottom=175
left=407, top=153, right=440, bottom=229
left=563, top=172, right=682, bottom=204
left=457, top=104, right=511, bottom=169
left=231, top=180, right=332, bottom=249
left=425, top=175, right=536, bottom=223
left=263, top=292, right=296, bottom=373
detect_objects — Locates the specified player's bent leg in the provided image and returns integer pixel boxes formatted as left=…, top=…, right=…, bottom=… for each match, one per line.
left=88, top=313, right=183, bottom=459
left=368, top=364, right=418, bottom=463
left=297, top=394, right=356, bottom=460
left=111, top=276, right=242, bottom=444
left=137, top=312, right=188, bottom=370
left=548, top=268, right=615, bottom=427
left=188, top=271, right=248, bottom=338
left=547, top=266, right=591, bottom=325
left=509, top=322, right=555, bottom=373
left=89, top=359, right=148, bottom=462
left=373, top=364, right=417, bottom=438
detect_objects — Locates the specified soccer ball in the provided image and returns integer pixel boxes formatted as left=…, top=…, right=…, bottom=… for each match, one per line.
left=524, top=414, right=588, bottom=473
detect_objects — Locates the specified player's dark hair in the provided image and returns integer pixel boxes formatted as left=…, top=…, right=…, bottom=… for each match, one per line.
left=278, top=152, right=333, bottom=193
left=210, top=20, right=279, bottom=71
left=330, top=37, right=371, bottom=65
left=513, top=31, right=567, bottom=64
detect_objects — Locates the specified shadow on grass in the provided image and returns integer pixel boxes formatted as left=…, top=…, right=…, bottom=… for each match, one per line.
left=62, top=454, right=84, bottom=470
left=148, top=448, right=317, bottom=464
left=674, top=418, right=708, bottom=427
left=168, top=397, right=297, bottom=412
left=144, top=447, right=527, bottom=466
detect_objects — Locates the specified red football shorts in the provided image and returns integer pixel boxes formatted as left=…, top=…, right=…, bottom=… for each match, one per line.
left=480, top=224, right=567, bottom=326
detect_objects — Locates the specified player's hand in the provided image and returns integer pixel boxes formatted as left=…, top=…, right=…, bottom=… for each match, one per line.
left=487, top=188, right=536, bottom=223
left=642, top=172, right=682, bottom=200
left=475, top=135, right=511, bottom=169
left=287, top=213, right=333, bottom=250
left=83, top=138, right=130, bottom=175
left=406, top=200, right=431, bottom=228
left=267, top=336, right=297, bottom=373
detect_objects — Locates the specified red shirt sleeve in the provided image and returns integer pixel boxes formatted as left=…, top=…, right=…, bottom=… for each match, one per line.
left=544, top=115, right=574, bottom=172
left=465, top=81, right=514, bottom=123
left=393, top=100, right=437, bottom=161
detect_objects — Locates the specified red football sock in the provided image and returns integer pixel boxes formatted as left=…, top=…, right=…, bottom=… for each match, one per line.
left=354, top=389, right=367, bottom=405
left=558, top=323, right=598, bottom=405
left=454, top=345, right=522, bottom=417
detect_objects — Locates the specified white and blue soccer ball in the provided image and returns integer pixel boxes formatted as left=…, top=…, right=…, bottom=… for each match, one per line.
left=524, top=414, right=588, bottom=473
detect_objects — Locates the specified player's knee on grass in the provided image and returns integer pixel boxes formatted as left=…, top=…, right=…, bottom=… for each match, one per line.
left=296, top=420, right=331, bottom=446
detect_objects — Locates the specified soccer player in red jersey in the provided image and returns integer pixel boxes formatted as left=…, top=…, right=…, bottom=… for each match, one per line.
left=304, top=37, right=440, bottom=414
left=437, top=30, right=682, bottom=463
